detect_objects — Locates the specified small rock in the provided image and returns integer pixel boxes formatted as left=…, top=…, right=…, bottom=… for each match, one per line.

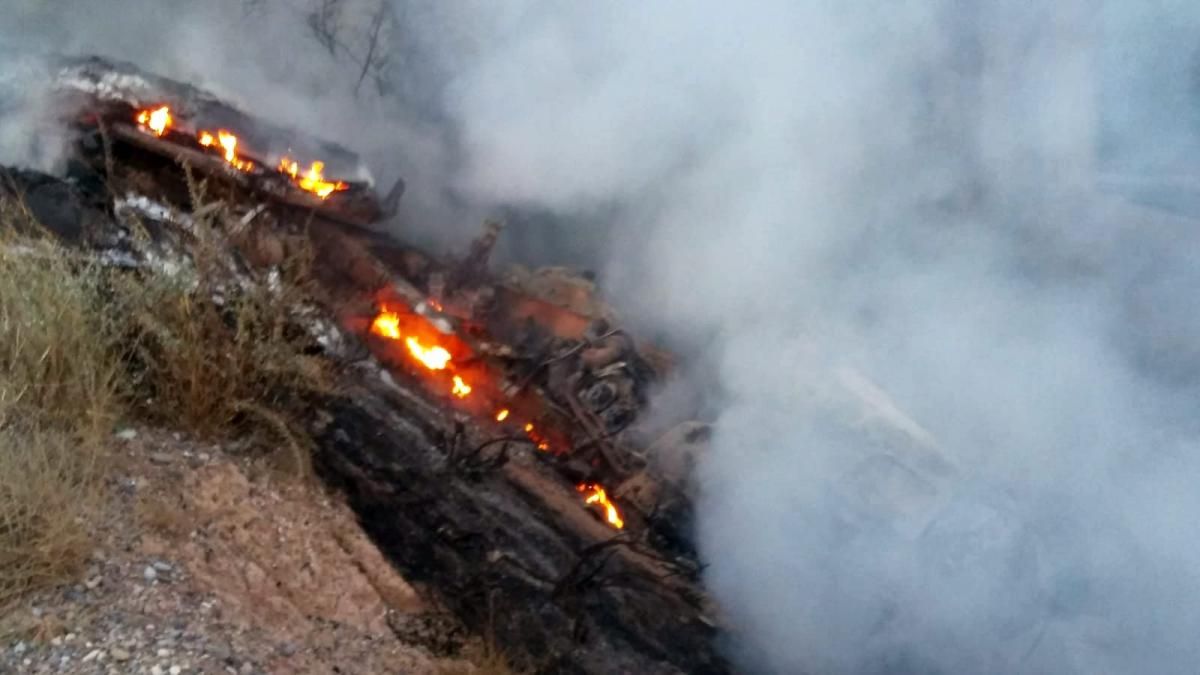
left=149, top=452, right=174, bottom=465
left=86, top=576, right=102, bottom=589
left=277, top=641, right=298, bottom=657
left=65, top=632, right=76, bottom=642
left=240, top=663, right=255, bottom=674
left=157, top=648, right=172, bottom=658
left=151, top=665, right=165, bottom=675
left=144, top=566, right=158, bottom=582
left=12, top=641, right=27, bottom=655
left=82, top=649, right=102, bottom=663
left=111, top=647, right=131, bottom=661
left=153, top=561, right=174, bottom=573
left=170, top=666, right=182, bottom=675
left=115, top=429, right=138, bottom=441
left=197, top=452, right=211, bottom=462
left=50, top=636, right=64, bottom=647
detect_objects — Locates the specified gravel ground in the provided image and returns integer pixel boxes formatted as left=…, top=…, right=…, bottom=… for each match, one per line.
left=0, top=428, right=478, bottom=675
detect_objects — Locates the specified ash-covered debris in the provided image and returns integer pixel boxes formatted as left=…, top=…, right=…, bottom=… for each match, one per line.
left=0, top=55, right=732, bottom=674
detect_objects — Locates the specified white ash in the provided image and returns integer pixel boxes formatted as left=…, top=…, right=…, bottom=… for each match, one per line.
left=53, top=66, right=156, bottom=106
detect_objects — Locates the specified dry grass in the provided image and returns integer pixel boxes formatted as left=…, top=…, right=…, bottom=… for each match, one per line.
left=0, top=208, right=123, bottom=435
left=0, top=203, right=122, bottom=607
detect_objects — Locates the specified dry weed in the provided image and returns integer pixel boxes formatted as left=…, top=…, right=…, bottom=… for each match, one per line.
left=0, top=200, right=122, bottom=608
left=114, top=185, right=332, bottom=478
left=0, top=427, right=102, bottom=607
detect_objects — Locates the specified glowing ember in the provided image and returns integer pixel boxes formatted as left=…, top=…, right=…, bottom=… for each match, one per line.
left=405, top=336, right=452, bottom=371
left=451, top=375, right=472, bottom=398
left=371, top=311, right=401, bottom=339
left=136, top=105, right=172, bottom=136
left=577, top=483, right=624, bottom=529
left=199, top=129, right=253, bottom=171
left=523, top=422, right=550, bottom=451
left=495, top=409, right=510, bottom=422
left=278, top=156, right=348, bottom=199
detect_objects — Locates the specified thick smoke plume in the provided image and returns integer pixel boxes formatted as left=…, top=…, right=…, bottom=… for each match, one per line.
left=7, top=2, right=1200, bottom=672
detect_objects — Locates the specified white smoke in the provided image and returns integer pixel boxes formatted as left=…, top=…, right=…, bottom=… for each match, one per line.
left=429, top=2, right=1200, bottom=673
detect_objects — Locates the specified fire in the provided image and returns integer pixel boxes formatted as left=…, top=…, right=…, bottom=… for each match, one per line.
left=371, top=311, right=402, bottom=339
left=199, top=129, right=254, bottom=171
left=577, top=483, right=624, bottom=530
left=495, top=409, right=510, bottom=422
left=524, top=423, right=550, bottom=451
left=369, top=306, right=476, bottom=398
left=278, top=156, right=348, bottom=199
left=405, top=336, right=452, bottom=371
left=136, top=105, right=172, bottom=136
left=451, top=375, right=472, bottom=398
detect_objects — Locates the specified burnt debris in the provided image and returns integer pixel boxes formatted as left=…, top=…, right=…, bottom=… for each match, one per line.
left=2, top=56, right=729, bottom=674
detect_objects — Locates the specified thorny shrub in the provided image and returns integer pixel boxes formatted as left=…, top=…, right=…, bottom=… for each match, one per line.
left=114, top=173, right=334, bottom=477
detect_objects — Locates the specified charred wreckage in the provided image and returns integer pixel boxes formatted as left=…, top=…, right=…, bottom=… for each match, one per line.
left=2, top=56, right=726, bottom=673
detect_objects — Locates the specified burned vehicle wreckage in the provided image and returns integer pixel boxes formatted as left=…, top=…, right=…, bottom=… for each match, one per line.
left=5, top=56, right=1058, bottom=673
left=3, top=55, right=725, bottom=674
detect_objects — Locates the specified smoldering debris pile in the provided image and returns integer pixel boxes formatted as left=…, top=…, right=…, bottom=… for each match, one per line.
left=1, top=55, right=729, bottom=674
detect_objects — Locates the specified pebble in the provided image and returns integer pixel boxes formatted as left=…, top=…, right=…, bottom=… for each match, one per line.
left=170, top=666, right=182, bottom=675
left=153, top=561, right=174, bottom=573
left=111, top=647, right=131, bottom=661
left=115, top=429, right=138, bottom=441
left=82, top=649, right=102, bottom=662
left=86, top=576, right=103, bottom=589
left=150, top=452, right=175, bottom=464
left=12, top=642, right=27, bottom=656
left=144, top=566, right=159, bottom=582
left=151, top=665, right=165, bottom=675
left=158, top=648, right=172, bottom=657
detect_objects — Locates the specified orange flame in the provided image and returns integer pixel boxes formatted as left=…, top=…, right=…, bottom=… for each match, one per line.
left=405, top=337, right=451, bottom=371
left=136, top=105, right=172, bottom=136
left=278, top=156, right=348, bottom=199
left=451, top=375, right=472, bottom=399
left=371, top=311, right=402, bottom=339
left=199, top=129, right=253, bottom=171
left=523, top=423, right=550, bottom=451
left=577, top=483, right=624, bottom=529
left=495, top=409, right=510, bottom=422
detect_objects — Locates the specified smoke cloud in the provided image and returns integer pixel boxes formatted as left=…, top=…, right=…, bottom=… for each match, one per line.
left=7, top=1, right=1200, bottom=672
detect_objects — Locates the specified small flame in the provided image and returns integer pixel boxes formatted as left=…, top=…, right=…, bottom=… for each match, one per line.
left=451, top=375, right=472, bottom=399
left=495, top=409, right=510, bottom=422
left=136, top=105, right=172, bottom=136
left=199, top=129, right=253, bottom=171
left=371, top=311, right=402, bottom=339
left=405, top=336, right=452, bottom=371
left=577, top=483, right=625, bottom=529
left=524, top=422, right=551, bottom=452
left=278, top=156, right=348, bottom=199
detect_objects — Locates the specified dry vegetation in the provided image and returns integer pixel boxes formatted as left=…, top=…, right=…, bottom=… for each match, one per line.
left=0, top=186, right=330, bottom=608
left=0, top=203, right=122, bottom=606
